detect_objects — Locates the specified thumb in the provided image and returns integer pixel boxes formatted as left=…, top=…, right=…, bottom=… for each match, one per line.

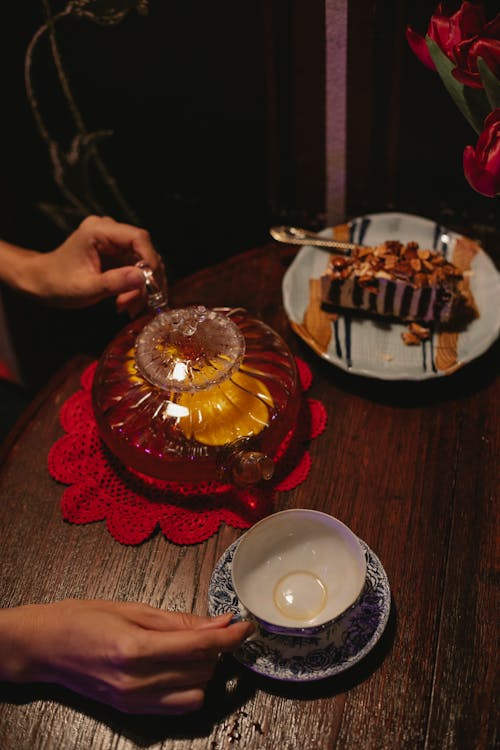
left=98, top=266, right=145, bottom=298
left=194, top=613, right=234, bottom=630
left=156, top=612, right=234, bottom=632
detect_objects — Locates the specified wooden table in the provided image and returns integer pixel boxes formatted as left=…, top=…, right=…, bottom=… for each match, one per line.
left=0, top=245, right=498, bottom=749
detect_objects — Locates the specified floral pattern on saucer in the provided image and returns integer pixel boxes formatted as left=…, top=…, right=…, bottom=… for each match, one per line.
left=208, top=537, right=391, bottom=682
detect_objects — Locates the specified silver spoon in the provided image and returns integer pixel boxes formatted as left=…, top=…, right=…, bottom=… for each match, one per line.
left=270, top=224, right=453, bottom=256
left=269, top=226, right=357, bottom=254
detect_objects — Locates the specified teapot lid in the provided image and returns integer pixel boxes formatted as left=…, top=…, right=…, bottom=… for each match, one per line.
left=135, top=305, right=245, bottom=392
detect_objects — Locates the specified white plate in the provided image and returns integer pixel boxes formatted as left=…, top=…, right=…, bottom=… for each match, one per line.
left=208, top=537, right=390, bottom=682
left=282, top=212, right=500, bottom=380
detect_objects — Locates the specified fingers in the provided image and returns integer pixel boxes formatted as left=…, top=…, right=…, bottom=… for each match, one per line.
left=98, top=267, right=145, bottom=296
left=126, top=606, right=253, bottom=647
left=88, top=217, right=166, bottom=312
left=109, top=686, right=207, bottom=716
left=79, top=601, right=250, bottom=643
left=97, top=602, right=253, bottom=665
left=213, top=619, right=256, bottom=651
left=94, top=264, right=163, bottom=315
left=83, top=215, right=159, bottom=269
left=111, top=602, right=233, bottom=633
left=155, top=687, right=206, bottom=715
left=115, top=289, right=142, bottom=315
left=57, top=266, right=145, bottom=310
left=194, top=613, right=235, bottom=630
left=124, top=687, right=207, bottom=715
left=72, top=669, right=209, bottom=716
left=89, top=601, right=250, bottom=639
left=134, top=619, right=255, bottom=663
left=100, top=644, right=225, bottom=715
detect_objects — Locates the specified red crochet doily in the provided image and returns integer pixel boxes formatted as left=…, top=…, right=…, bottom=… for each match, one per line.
left=48, top=358, right=327, bottom=545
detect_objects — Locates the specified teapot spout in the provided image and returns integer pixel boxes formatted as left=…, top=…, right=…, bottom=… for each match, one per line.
left=224, top=448, right=275, bottom=486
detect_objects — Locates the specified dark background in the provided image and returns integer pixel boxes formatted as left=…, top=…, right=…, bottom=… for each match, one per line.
left=0, top=1, right=498, bottom=402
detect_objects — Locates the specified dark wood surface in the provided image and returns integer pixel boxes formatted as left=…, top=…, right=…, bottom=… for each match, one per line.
left=0, top=244, right=498, bottom=750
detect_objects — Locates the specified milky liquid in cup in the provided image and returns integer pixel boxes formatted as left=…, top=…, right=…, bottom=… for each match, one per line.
left=273, top=570, right=328, bottom=621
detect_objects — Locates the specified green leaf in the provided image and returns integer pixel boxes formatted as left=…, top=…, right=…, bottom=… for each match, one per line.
left=426, top=37, right=490, bottom=134
left=477, top=57, right=500, bottom=110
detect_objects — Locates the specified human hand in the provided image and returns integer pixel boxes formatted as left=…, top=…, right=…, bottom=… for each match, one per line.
left=32, top=215, right=165, bottom=315
left=0, top=600, right=254, bottom=715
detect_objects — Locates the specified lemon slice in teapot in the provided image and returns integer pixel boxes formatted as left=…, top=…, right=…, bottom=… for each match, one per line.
left=176, top=370, right=273, bottom=446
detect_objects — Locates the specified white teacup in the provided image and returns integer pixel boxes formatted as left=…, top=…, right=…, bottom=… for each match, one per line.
left=231, top=509, right=367, bottom=636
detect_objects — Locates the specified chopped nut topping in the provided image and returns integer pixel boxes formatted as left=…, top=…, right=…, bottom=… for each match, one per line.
left=325, top=240, right=462, bottom=289
left=358, top=247, right=372, bottom=258
left=401, top=331, right=421, bottom=345
left=402, top=322, right=431, bottom=346
left=409, top=322, right=431, bottom=339
left=410, top=258, right=422, bottom=272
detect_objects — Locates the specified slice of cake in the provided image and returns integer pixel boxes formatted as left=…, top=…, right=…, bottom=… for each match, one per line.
left=320, top=240, right=464, bottom=324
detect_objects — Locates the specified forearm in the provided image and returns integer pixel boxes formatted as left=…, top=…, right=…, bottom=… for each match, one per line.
left=0, top=604, right=40, bottom=683
left=0, top=240, right=44, bottom=297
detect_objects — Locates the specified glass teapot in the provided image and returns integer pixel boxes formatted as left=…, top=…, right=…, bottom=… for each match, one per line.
left=92, top=263, right=300, bottom=486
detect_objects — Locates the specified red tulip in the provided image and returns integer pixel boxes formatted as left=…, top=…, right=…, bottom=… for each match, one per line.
left=406, top=2, right=500, bottom=88
left=463, top=108, right=500, bottom=196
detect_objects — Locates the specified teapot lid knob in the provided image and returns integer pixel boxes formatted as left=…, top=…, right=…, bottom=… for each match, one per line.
left=136, top=261, right=168, bottom=312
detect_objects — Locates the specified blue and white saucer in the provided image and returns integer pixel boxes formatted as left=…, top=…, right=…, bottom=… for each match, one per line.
left=208, top=537, right=391, bottom=682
